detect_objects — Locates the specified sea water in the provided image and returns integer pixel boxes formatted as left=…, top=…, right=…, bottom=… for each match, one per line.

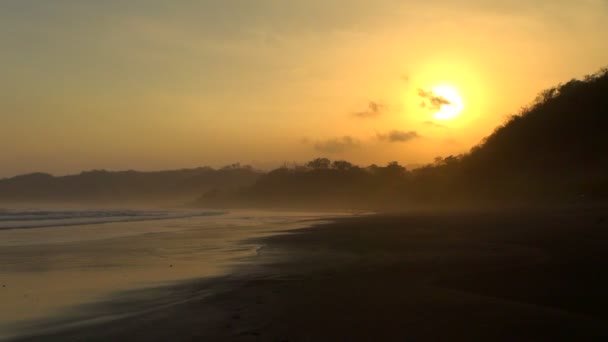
left=0, top=208, right=340, bottom=340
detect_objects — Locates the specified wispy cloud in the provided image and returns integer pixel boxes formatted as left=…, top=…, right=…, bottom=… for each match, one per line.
left=312, top=136, right=360, bottom=153
left=376, top=130, right=420, bottom=143
left=418, top=89, right=450, bottom=110
left=423, top=120, right=447, bottom=128
left=352, top=101, right=387, bottom=118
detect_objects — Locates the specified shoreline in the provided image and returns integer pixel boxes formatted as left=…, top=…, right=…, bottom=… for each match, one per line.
left=13, top=209, right=608, bottom=341
left=1, top=210, right=340, bottom=341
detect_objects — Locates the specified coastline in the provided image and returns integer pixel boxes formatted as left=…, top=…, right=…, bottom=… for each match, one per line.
left=13, top=208, right=608, bottom=341
left=0, top=210, right=341, bottom=341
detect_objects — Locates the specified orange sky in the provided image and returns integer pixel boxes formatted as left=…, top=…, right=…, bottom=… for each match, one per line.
left=1, top=1, right=607, bottom=177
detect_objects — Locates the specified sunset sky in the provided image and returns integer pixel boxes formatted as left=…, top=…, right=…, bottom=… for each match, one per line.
left=2, top=0, right=607, bottom=177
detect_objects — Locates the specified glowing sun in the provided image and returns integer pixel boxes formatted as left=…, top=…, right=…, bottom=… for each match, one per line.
left=431, top=85, right=464, bottom=120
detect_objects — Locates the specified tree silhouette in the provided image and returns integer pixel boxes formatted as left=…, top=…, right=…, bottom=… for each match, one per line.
left=4, top=67, right=608, bottom=209
left=332, top=160, right=354, bottom=171
left=307, top=158, right=331, bottom=170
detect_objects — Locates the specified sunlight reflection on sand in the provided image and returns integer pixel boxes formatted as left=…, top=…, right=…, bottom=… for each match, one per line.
left=0, top=210, right=345, bottom=340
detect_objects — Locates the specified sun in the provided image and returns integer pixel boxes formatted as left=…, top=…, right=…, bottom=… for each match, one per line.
left=431, top=85, right=464, bottom=120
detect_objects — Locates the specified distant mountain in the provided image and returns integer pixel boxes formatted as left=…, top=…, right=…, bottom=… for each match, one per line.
left=0, top=166, right=261, bottom=204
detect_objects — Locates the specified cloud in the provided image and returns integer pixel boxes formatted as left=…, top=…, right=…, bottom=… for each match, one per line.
left=352, top=101, right=387, bottom=118
left=400, top=74, right=410, bottom=82
left=417, top=89, right=451, bottom=110
left=423, top=120, right=447, bottom=128
left=312, top=136, right=360, bottom=153
left=377, top=130, right=420, bottom=143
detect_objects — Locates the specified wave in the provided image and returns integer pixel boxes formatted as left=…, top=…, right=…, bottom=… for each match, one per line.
left=0, top=210, right=168, bottom=222
left=0, top=209, right=225, bottom=231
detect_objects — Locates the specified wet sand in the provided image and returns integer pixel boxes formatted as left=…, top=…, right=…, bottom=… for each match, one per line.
left=14, top=208, right=608, bottom=341
left=0, top=210, right=337, bottom=340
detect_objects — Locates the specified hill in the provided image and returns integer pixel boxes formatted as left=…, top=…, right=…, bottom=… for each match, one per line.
left=198, top=67, right=608, bottom=209
left=0, top=165, right=261, bottom=204
left=3, top=68, right=607, bottom=209
left=423, top=67, right=608, bottom=203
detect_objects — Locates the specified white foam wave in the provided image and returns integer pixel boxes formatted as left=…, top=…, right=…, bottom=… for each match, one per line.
left=0, top=209, right=225, bottom=230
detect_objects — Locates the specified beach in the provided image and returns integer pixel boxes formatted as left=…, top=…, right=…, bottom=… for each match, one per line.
left=0, top=209, right=339, bottom=340
left=11, top=207, right=608, bottom=341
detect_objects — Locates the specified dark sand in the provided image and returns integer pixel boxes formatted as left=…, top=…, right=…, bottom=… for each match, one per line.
left=15, top=208, right=608, bottom=341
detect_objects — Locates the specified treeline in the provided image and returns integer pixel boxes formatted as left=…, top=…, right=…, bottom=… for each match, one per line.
left=199, top=68, right=608, bottom=210
left=0, top=164, right=261, bottom=204
left=199, top=158, right=414, bottom=209
left=3, top=68, right=608, bottom=209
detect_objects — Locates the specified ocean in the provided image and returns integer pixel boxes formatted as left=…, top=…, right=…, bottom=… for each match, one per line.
left=0, top=208, right=341, bottom=340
